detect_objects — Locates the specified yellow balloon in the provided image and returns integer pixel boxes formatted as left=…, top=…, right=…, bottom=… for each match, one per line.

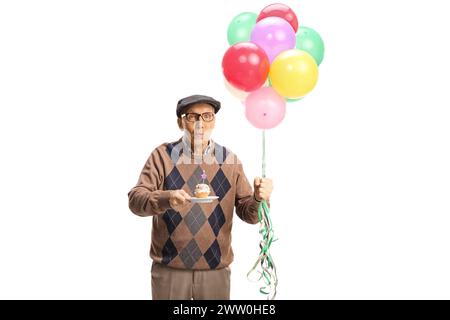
left=269, top=49, right=319, bottom=99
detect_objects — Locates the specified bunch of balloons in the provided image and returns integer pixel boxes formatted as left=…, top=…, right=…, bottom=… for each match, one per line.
left=222, top=3, right=325, bottom=299
left=222, top=3, right=325, bottom=129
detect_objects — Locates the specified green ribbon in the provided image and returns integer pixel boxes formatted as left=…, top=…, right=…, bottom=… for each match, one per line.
left=247, top=130, right=278, bottom=300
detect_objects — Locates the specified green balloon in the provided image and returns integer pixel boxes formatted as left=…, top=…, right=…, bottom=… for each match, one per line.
left=287, top=97, right=303, bottom=103
left=227, top=12, right=257, bottom=46
left=296, top=26, right=325, bottom=66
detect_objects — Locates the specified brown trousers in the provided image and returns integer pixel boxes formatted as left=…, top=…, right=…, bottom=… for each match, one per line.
left=151, top=262, right=231, bottom=300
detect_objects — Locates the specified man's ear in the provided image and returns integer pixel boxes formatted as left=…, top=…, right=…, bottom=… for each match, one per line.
left=177, top=118, right=183, bottom=130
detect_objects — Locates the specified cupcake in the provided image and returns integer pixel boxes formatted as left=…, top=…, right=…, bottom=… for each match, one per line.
left=194, top=183, right=210, bottom=198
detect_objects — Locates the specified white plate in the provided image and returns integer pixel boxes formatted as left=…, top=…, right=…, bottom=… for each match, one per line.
left=189, top=196, right=219, bottom=203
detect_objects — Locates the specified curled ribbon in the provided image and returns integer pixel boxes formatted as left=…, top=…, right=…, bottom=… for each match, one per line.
left=247, top=130, right=278, bottom=299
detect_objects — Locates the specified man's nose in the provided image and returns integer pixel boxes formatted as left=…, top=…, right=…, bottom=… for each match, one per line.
left=195, top=119, right=204, bottom=130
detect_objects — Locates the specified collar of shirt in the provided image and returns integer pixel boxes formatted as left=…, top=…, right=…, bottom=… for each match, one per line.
left=181, top=135, right=213, bottom=156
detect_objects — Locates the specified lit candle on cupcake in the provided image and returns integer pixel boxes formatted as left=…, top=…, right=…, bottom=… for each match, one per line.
left=195, top=170, right=210, bottom=198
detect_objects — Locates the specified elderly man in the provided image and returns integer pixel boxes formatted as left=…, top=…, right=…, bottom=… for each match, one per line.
left=128, top=94, right=273, bottom=300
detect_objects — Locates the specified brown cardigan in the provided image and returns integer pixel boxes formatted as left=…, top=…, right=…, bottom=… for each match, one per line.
left=128, top=138, right=259, bottom=270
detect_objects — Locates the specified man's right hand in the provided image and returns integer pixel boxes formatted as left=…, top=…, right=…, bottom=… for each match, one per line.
left=169, top=190, right=191, bottom=211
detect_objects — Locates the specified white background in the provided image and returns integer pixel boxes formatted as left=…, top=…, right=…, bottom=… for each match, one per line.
left=1, top=0, right=450, bottom=299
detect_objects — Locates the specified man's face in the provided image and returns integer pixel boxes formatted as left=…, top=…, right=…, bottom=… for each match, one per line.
left=178, top=103, right=216, bottom=146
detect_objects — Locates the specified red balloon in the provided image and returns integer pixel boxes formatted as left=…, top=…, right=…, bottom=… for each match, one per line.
left=257, top=3, right=299, bottom=32
left=222, top=42, right=270, bottom=92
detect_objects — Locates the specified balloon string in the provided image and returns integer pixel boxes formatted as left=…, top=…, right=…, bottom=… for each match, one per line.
left=247, top=129, right=278, bottom=300
left=262, top=129, right=266, bottom=178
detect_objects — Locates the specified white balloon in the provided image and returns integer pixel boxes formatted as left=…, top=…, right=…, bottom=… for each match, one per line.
left=224, top=78, right=270, bottom=102
left=224, top=79, right=249, bottom=102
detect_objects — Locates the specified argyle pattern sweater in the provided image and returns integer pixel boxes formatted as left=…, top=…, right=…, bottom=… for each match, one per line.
left=128, top=139, right=260, bottom=270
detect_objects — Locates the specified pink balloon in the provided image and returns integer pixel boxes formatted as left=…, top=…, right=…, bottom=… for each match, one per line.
left=250, top=16, right=296, bottom=63
left=245, top=87, right=286, bottom=129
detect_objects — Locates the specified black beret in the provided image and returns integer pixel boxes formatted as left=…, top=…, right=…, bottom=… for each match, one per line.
left=176, top=94, right=221, bottom=118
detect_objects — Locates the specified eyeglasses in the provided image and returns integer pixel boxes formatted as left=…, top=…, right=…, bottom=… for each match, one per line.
left=182, top=112, right=215, bottom=122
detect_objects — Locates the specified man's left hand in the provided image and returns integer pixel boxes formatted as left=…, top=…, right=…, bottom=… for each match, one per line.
left=254, top=177, right=273, bottom=202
